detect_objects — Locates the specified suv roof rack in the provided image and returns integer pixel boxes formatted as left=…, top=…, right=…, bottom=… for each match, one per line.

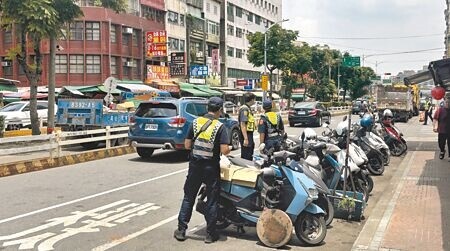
left=179, top=97, right=208, bottom=101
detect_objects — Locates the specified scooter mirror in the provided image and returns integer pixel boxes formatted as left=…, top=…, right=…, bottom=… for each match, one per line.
left=301, top=131, right=306, bottom=141
left=343, top=115, right=348, bottom=121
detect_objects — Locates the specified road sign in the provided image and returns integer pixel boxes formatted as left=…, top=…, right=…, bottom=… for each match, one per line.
left=261, top=74, right=269, bottom=91
left=343, top=56, right=361, bottom=67
left=103, top=77, right=117, bottom=91
left=190, top=65, right=208, bottom=77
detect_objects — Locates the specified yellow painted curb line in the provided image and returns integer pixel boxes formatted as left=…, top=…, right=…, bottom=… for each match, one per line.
left=0, top=146, right=136, bottom=178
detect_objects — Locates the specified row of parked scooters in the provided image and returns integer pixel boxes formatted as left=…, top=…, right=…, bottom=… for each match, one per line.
left=195, top=112, right=407, bottom=248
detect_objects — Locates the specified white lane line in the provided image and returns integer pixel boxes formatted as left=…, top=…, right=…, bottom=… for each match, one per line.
left=92, top=214, right=179, bottom=251
left=0, top=169, right=187, bottom=225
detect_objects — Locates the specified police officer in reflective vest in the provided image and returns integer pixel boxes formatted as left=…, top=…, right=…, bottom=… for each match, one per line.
left=174, top=97, right=230, bottom=244
left=258, top=99, right=285, bottom=151
left=239, top=92, right=256, bottom=160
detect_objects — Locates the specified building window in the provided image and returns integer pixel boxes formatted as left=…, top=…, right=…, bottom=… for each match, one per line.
left=132, top=30, right=139, bottom=46
left=168, top=37, right=180, bottom=50
left=227, top=3, right=234, bottom=22
left=206, top=3, right=210, bottom=12
left=4, top=30, right=12, bottom=44
left=180, top=14, right=185, bottom=26
left=86, top=55, right=101, bottom=74
left=255, top=15, right=261, bottom=25
left=227, top=24, right=234, bottom=36
left=122, top=58, right=130, bottom=78
left=180, top=40, right=185, bottom=51
left=275, top=7, right=278, bottom=14
left=110, top=25, right=116, bottom=43
left=208, top=21, right=219, bottom=36
left=55, top=55, right=68, bottom=74
left=110, top=56, right=118, bottom=75
left=142, top=6, right=165, bottom=24
left=227, top=46, right=234, bottom=57
left=247, top=12, right=253, bottom=22
left=168, top=11, right=179, bottom=24
left=236, top=27, right=243, bottom=38
left=214, top=5, right=218, bottom=15
left=132, top=59, right=140, bottom=77
left=69, top=21, right=84, bottom=40
left=235, top=6, right=243, bottom=18
left=2, top=64, right=12, bottom=75
left=85, top=22, right=100, bottom=40
left=236, top=49, right=243, bottom=58
left=69, top=55, right=84, bottom=74
left=122, top=33, right=130, bottom=45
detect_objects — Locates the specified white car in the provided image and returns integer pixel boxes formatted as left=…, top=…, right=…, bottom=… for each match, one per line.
left=0, top=101, right=57, bottom=129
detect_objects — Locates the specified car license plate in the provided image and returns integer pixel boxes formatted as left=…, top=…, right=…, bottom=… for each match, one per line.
left=145, top=124, right=158, bottom=131
left=298, top=111, right=306, bottom=115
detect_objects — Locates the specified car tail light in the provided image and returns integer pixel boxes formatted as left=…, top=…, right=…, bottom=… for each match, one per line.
left=309, top=109, right=318, bottom=115
left=288, top=110, right=295, bottom=115
left=129, top=116, right=136, bottom=125
left=169, top=117, right=186, bottom=127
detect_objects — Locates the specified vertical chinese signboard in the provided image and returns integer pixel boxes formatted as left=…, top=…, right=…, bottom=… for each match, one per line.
left=211, top=49, right=220, bottom=74
left=169, top=52, right=186, bottom=76
left=146, top=31, right=167, bottom=58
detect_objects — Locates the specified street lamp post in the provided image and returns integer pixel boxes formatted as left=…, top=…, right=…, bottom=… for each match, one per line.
left=263, top=19, right=289, bottom=101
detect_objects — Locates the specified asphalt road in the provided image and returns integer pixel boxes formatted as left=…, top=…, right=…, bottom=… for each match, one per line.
left=0, top=114, right=416, bottom=251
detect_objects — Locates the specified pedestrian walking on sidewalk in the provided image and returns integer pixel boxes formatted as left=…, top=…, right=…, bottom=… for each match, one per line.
left=423, top=99, right=433, bottom=125
left=433, top=97, right=450, bottom=160
left=174, top=97, right=231, bottom=243
left=238, top=93, right=256, bottom=161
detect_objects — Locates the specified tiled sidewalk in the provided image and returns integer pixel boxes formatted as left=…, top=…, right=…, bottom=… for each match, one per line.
left=353, top=151, right=450, bottom=251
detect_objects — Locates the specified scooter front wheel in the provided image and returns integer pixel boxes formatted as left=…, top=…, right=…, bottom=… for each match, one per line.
left=295, top=212, right=327, bottom=246
left=367, top=154, right=385, bottom=175
left=390, top=140, right=406, bottom=156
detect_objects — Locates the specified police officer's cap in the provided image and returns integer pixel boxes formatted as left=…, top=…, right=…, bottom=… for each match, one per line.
left=208, top=97, right=224, bottom=111
left=263, top=99, right=273, bottom=110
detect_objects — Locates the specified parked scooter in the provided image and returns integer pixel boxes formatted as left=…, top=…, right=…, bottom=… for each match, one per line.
left=197, top=146, right=328, bottom=246
left=379, top=110, right=407, bottom=156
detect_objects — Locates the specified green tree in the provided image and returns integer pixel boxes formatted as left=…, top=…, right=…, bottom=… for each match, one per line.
left=247, top=25, right=298, bottom=99
left=1, top=0, right=126, bottom=135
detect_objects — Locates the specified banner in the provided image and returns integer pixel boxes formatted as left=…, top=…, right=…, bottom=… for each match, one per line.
left=211, top=49, right=220, bottom=74
left=147, top=65, right=169, bottom=80
left=146, top=31, right=167, bottom=58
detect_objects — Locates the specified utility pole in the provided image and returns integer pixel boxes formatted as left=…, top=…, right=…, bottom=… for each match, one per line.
left=219, top=0, right=227, bottom=87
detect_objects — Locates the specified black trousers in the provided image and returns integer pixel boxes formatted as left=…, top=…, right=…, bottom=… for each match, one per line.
left=177, top=159, right=220, bottom=234
left=438, top=133, right=450, bottom=156
left=240, top=131, right=254, bottom=161
left=424, top=111, right=433, bottom=124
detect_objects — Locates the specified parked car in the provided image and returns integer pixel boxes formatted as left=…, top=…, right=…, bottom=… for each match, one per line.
left=223, top=101, right=238, bottom=113
left=0, top=101, right=57, bottom=130
left=288, top=101, right=331, bottom=127
left=128, top=97, right=241, bottom=159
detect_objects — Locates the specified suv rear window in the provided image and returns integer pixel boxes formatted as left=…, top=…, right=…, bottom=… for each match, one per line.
left=135, top=103, right=177, bottom=118
left=185, top=103, right=208, bottom=116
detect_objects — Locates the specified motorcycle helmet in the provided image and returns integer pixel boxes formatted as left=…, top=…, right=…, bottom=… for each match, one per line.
left=335, top=121, right=348, bottom=137
left=303, top=128, right=317, bottom=140
left=383, top=109, right=393, bottom=118
left=360, top=114, right=374, bottom=129
left=262, top=99, right=273, bottom=110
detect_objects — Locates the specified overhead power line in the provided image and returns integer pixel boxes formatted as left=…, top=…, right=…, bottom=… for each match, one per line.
left=364, top=47, right=444, bottom=57
left=300, top=33, right=442, bottom=40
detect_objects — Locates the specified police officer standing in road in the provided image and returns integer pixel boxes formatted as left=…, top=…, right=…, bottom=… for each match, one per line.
left=258, top=99, right=285, bottom=151
left=239, top=92, right=256, bottom=160
left=174, top=97, right=230, bottom=244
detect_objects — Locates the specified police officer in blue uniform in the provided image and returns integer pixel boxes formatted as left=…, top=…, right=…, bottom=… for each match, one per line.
left=239, top=92, right=256, bottom=160
left=258, top=99, right=285, bottom=151
left=174, top=97, right=230, bottom=244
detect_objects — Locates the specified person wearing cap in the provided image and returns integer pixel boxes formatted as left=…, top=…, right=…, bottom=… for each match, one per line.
left=258, top=99, right=285, bottom=151
left=174, top=97, right=230, bottom=243
left=433, top=97, right=450, bottom=160
left=238, top=92, right=257, bottom=160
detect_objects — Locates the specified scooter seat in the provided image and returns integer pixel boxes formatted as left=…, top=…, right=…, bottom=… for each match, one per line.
left=228, top=156, right=255, bottom=168
left=310, top=142, right=327, bottom=151
left=220, top=165, right=262, bottom=188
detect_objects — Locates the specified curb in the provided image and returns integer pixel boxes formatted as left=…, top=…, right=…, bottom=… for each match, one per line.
left=351, top=151, right=414, bottom=251
left=0, top=146, right=136, bottom=178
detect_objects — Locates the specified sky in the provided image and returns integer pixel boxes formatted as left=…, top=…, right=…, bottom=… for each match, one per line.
left=282, top=0, right=446, bottom=76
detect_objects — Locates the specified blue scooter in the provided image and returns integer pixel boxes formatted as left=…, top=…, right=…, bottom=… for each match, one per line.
left=196, top=148, right=327, bottom=246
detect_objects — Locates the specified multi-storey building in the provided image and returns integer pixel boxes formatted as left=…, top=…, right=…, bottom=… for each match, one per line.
left=224, top=0, right=282, bottom=88
left=445, top=0, right=450, bottom=57
left=0, top=0, right=165, bottom=87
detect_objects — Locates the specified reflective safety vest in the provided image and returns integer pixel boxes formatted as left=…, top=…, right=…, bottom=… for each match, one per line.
left=192, top=117, right=223, bottom=159
left=262, top=111, right=282, bottom=138
left=239, top=105, right=255, bottom=132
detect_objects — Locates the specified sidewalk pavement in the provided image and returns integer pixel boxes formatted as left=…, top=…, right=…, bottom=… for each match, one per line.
left=353, top=150, right=450, bottom=251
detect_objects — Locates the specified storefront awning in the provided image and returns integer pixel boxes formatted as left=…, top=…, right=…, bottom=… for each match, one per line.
left=253, top=91, right=280, bottom=99
left=59, top=86, right=86, bottom=97
left=404, top=71, right=433, bottom=86
left=179, top=83, right=211, bottom=97
left=117, top=83, right=156, bottom=93
left=193, top=85, right=223, bottom=96
left=222, top=90, right=246, bottom=96
left=150, top=80, right=180, bottom=93
left=0, top=78, right=19, bottom=92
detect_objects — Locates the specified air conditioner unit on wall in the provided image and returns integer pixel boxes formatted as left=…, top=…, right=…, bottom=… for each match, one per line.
left=123, top=27, right=133, bottom=34
left=1, top=61, right=11, bottom=67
